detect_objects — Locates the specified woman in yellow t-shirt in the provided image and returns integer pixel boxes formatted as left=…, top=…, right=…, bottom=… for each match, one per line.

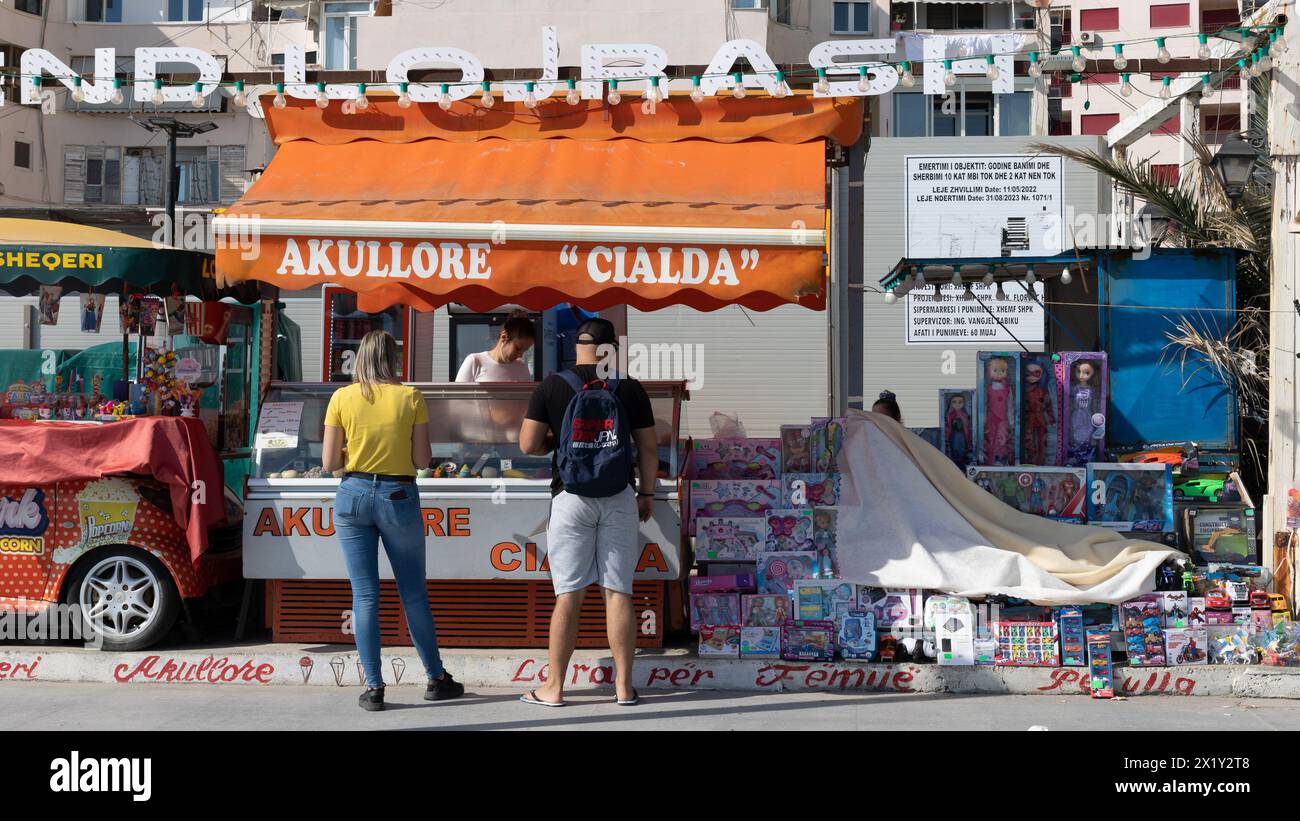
left=322, top=330, right=463, bottom=711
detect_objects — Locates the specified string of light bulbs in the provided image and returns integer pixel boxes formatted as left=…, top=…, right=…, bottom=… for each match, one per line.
left=0, top=23, right=1284, bottom=113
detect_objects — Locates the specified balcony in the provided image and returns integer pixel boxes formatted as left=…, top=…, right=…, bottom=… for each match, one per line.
left=890, top=1, right=1038, bottom=34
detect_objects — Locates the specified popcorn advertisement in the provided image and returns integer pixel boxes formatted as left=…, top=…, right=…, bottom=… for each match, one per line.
left=77, top=477, right=141, bottom=550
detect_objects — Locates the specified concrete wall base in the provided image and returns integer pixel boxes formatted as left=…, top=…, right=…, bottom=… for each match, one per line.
left=3, top=646, right=1299, bottom=698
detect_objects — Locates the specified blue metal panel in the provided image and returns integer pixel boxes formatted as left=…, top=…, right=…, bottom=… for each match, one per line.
left=1101, top=250, right=1238, bottom=450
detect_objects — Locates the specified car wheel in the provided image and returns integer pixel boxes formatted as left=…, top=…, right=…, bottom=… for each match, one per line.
left=63, top=548, right=179, bottom=652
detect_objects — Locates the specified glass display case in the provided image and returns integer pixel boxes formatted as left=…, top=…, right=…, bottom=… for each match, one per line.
left=250, top=381, right=688, bottom=481
left=322, top=285, right=411, bottom=383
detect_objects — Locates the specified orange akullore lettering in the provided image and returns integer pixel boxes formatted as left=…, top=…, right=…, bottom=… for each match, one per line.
left=491, top=542, right=522, bottom=572
left=253, top=507, right=281, bottom=537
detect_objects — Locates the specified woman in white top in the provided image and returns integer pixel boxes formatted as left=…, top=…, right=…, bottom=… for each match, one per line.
left=454, top=310, right=536, bottom=382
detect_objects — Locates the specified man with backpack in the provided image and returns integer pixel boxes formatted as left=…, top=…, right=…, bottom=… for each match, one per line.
left=518, top=318, right=659, bottom=707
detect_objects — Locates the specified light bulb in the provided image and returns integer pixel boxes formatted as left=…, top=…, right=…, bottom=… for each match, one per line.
left=995, top=282, right=1006, bottom=301
left=231, top=81, right=246, bottom=108
left=151, top=80, right=164, bottom=107
left=607, top=80, right=621, bottom=106
left=932, top=284, right=943, bottom=302
left=1159, top=78, right=1172, bottom=99
left=72, top=83, right=85, bottom=103
left=397, top=83, right=411, bottom=109
left=690, top=85, right=704, bottom=103
left=900, top=63, right=916, bottom=88
left=943, top=62, right=956, bottom=88
left=1071, top=47, right=1086, bottom=73
left=1156, top=39, right=1171, bottom=64
left=565, top=80, right=580, bottom=106
left=272, top=83, right=286, bottom=109
left=883, top=290, right=898, bottom=305
left=191, top=83, right=205, bottom=108
left=440, top=84, right=454, bottom=111
left=1259, top=51, right=1272, bottom=72
left=815, top=69, right=829, bottom=95
left=111, top=82, right=125, bottom=106
left=315, top=83, right=329, bottom=109
left=1060, top=266, right=1073, bottom=285
left=913, top=269, right=927, bottom=289
left=1028, top=61, right=1042, bottom=79
left=986, top=59, right=999, bottom=81
left=982, top=270, right=995, bottom=286
left=732, top=74, right=746, bottom=99
left=1202, top=73, right=1212, bottom=90
left=522, top=82, right=537, bottom=110
left=1120, top=74, right=1133, bottom=97
left=1197, top=34, right=1211, bottom=60
left=857, top=67, right=870, bottom=93
left=353, top=84, right=369, bottom=110
left=1025, top=266, right=1037, bottom=286
left=950, top=268, right=962, bottom=287
left=1249, top=58, right=1262, bottom=78
left=1113, top=52, right=1128, bottom=71
left=480, top=82, right=495, bottom=108
left=962, top=284, right=976, bottom=302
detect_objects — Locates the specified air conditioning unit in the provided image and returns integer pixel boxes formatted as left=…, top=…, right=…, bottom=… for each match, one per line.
left=1078, top=31, right=1100, bottom=45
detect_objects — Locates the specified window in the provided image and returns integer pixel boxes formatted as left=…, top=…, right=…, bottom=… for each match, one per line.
left=84, top=0, right=122, bottom=22
left=1201, top=8, right=1240, bottom=33
left=1156, top=114, right=1181, bottom=136
left=1013, top=1, right=1036, bottom=30
left=167, top=0, right=206, bottom=22
left=1050, top=9, right=1070, bottom=50
left=1078, top=8, right=1120, bottom=31
left=271, top=51, right=319, bottom=66
left=731, top=0, right=766, bottom=7
left=772, top=0, right=791, bottom=24
left=1150, top=3, right=1190, bottom=28
left=892, top=86, right=1032, bottom=137
left=1151, top=164, right=1180, bottom=185
left=1080, top=113, right=1121, bottom=135
left=890, top=2, right=915, bottom=30
left=15, top=0, right=42, bottom=14
left=998, top=91, right=1032, bottom=136
left=14, top=141, right=32, bottom=170
left=322, top=2, right=371, bottom=70
left=833, top=1, right=871, bottom=34
left=927, top=3, right=984, bottom=30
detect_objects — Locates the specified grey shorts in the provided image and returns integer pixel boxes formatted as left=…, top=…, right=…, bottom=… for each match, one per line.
left=545, top=487, right=639, bottom=596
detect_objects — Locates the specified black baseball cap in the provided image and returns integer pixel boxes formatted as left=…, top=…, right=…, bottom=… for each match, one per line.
left=575, top=317, right=618, bottom=347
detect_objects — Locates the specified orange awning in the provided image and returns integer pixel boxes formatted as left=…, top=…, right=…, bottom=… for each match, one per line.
left=216, top=94, right=862, bottom=313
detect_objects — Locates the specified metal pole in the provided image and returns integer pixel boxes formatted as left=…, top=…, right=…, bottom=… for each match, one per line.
left=165, top=124, right=178, bottom=247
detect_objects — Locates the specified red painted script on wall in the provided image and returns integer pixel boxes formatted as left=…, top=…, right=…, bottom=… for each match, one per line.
left=113, top=656, right=275, bottom=685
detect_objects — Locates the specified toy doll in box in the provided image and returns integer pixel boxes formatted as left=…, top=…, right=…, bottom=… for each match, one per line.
left=812, top=508, right=838, bottom=578
left=1057, top=352, right=1107, bottom=466
left=838, top=611, right=877, bottom=661
left=813, top=418, right=845, bottom=473
left=1087, top=463, right=1175, bottom=532
left=939, top=389, right=975, bottom=471
left=757, top=552, right=817, bottom=597
left=740, top=626, right=781, bottom=659
left=1162, top=591, right=1190, bottom=628
left=743, top=593, right=790, bottom=627
left=1020, top=353, right=1061, bottom=466
left=781, top=473, right=841, bottom=508
left=687, top=479, right=780, bottom=536
left=689, top=592, right=742, bottom=633
left=976, top=352, right=1020, bottom=466
left=780, top=425, right=812, bottom=473
left=765, top=508, right=815, bottom=553
left=965, top=466, right=1086, bottom=522
left=781, top=620, right=836, bottom=661
left=690, top=438, right=781, bottom=480
left=695, top=517, right=765, bottom=561
left=699, top=625, right=741, bottom=657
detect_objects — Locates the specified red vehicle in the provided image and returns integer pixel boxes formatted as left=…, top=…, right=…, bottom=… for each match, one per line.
left=1206, top=589, right=1232, bottom=610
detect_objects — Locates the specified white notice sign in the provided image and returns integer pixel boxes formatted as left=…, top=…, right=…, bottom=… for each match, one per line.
left=905, top=155, right=1064, bottom=258
left=255, top=401, right=305, bottom=449
left=906, top=283, right=1045, bottom=345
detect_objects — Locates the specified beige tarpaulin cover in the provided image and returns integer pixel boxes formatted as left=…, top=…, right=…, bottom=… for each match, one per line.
left=836, top=412, right=1184, bottom=604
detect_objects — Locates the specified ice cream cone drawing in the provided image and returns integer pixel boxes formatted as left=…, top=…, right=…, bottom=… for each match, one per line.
left=77, top=478, right=140, bottom=550
left=355, top=658, right=365, bottom=685
left=329, top=656, right=346, bottom=687
left=299, top=656, right=314, bottom=684
left=391, top=658, right=406, bottom=685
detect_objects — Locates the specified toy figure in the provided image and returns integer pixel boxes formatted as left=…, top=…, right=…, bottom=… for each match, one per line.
left=982, top=356, right=1015, bottom=465
left=1101, top=473, right=1132, bottom=522
left=943, top=393, right=972, bottom=470
left=1021, top=360, right=1055, bottom=465
left=1067, top=359, right=1103, bottom=465
left=1026, top=477, right=1046, bottom=515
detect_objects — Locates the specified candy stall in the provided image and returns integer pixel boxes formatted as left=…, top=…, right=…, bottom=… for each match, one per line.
left=243, top=380, right=687, bottom=648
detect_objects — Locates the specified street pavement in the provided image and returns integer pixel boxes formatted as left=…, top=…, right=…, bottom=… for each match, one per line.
left=2, top=682, right=1299, bottom=730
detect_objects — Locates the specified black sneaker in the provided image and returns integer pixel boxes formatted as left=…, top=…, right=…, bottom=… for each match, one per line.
left=358, top=687, right=385, bottom=711
left=425, top=671, right=465, bottom=701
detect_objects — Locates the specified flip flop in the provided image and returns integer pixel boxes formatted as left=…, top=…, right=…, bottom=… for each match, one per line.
left=520, top=689, right=565, bottom=707
left=615, top=689, right=640, bottom=706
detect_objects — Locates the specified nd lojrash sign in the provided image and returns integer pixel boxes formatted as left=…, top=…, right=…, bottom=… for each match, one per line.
left=5, top=29, right=1025, bottom=118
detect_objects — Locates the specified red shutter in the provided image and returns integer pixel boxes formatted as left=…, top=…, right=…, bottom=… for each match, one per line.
left=1150, top=4, right=1190, bottom=28
left=1156, top=114, right=1181, bottom=135
left=1080, top=113, right=1121, bottom=135
left=1152, top=164, right=1180, bottom=185
left=1079, top=7, right=1120, bottom=30
left=1200, top=8, right=1239, bottom=33
left=1086, top=73, right=1120, bottom=85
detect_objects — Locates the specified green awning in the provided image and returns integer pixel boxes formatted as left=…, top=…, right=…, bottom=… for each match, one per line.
left=0, top=218, right=223, bottom=298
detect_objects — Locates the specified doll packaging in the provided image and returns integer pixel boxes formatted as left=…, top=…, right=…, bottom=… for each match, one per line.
left=779, top=425, right=813, bottom=473
left=690, top=438, right=781, bottom=480
left=1056, top=351, right=1107, bottom=466
left=687, top=479, right=780, bottom=536
left=756, top=551, right=818, bottom=597
left=689, top=573, right=757, bottom=593
left=765, top=508, right=815, bottom=553
left=781, top=473, right=841, bottom=508
left=939, top=388, right=976, bottom=471
left=742, top=593, right=793, bottom=627
left=1086, top=463, right=1175, bottom=532
left=689, top=592, right=742, bottom=633
left=976, top=351, right=1021, bottom=466
left=1019, top=352, right=1061, bottom=466
left=966, top=466, right=1086, bottom=522
left=695, top=516, right=765, bottom=561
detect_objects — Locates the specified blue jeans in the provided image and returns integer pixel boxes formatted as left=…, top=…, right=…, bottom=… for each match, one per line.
left=335, top=475, right=445, bottom=688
